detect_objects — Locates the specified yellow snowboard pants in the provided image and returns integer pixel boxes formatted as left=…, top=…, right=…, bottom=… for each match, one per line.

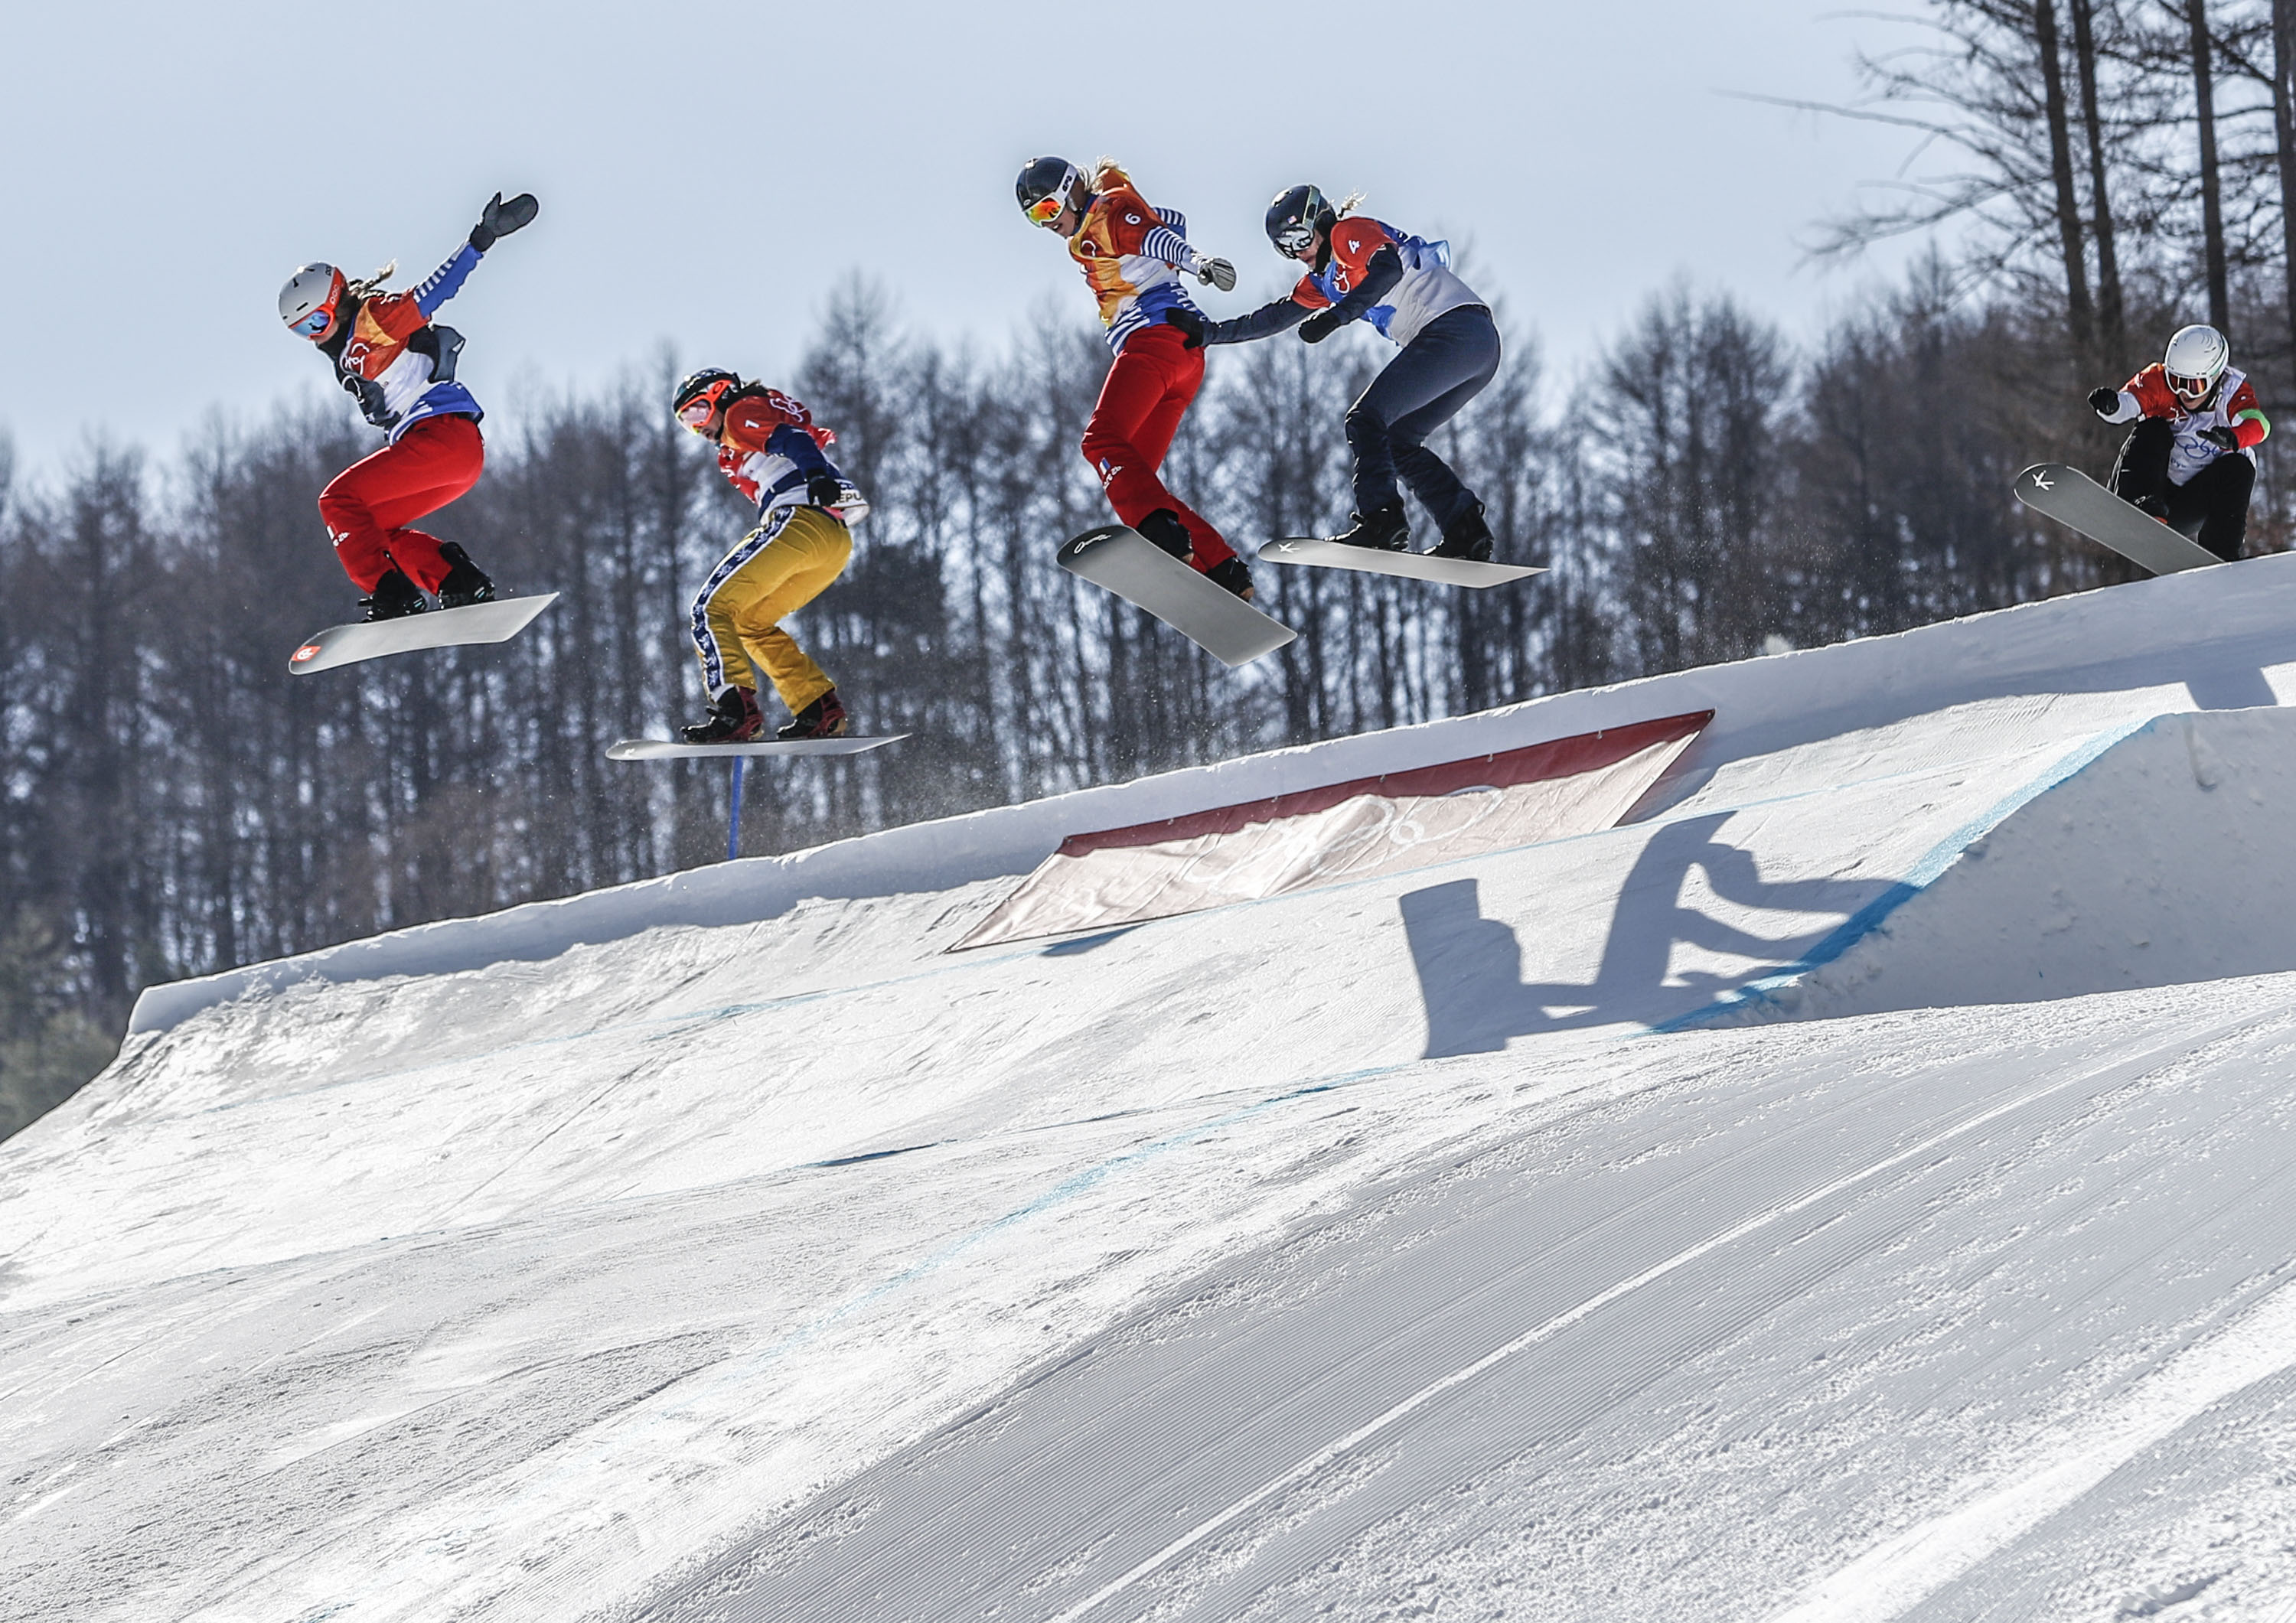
left=689, top=504, right=853, bottom=714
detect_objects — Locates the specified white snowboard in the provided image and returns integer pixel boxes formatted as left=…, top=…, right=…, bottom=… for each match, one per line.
left=2013, top=463, right=2222, bottom=575
left=288, top=594, right=561, bottom=675
left=1259, top=536, right=1544, bottom=587
left=605, top=735, right=908, bottom=761
left=1058, top=524, right=1298, bottom=668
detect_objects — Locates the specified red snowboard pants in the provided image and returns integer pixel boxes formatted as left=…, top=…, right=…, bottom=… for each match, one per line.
left=317, top=413, right=485, bottom=592
left=1079, top=322, right=1234, bottom=569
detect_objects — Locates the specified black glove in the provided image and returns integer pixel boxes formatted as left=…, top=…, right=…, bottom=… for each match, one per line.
left=2200, top=425, right=2239, bottom=451
left=1300, top=308, right=1342, bottom=344
left=470, top=191, right=539, bottom=253
left=807, top=472, right=844, bottom=507
left=1165, top=307, right=1206, bottom=349
left=2087, top=386, right=2121, bottom=418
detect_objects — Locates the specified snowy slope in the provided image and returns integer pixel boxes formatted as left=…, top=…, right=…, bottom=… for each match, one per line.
left=8, top=561, right=2296, bottom=1622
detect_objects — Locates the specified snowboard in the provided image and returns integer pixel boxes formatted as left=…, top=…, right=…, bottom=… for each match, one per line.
left=2013, top=464, right=2221, bottom=575
left=1258, top=537, right=1545, bottom=588
left=289, top=593, right=561, bottom=676
left=1058, top=524, right=1298, bottom=668
left=605, top=734, right=908, bottom=761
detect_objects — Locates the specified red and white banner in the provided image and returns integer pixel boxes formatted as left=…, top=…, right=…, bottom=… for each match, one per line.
left=955, top=711, right=1713, bottom=949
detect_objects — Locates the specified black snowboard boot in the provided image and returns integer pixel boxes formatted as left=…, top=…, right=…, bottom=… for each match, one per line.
left=360, top=568, right=429, bottom=621
left=778, top=689, right=850, bottom=741
left=1327, top=500, right=1408, bottom=551
left=680, top=686, right=765, bottom=744
left=1135, top=508, right=1196, bottom=563
left=1430, top=502, right=1495, bottom=562
left=1207, top=556, right=1255, bottom=601
left=436, top=542, right=496, bottom=609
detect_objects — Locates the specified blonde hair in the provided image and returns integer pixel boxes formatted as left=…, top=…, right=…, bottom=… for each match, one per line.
left=344, top=261, right=398, bottom=301
left=1089, top=156, right=1128, bottom=191
left=1335, top=190, right=1367, bottom=217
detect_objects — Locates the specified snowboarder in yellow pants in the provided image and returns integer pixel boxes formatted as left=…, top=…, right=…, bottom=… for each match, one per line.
left=671, top=369, right=863, bottom=741
left=692, top=505, right=852, bottom=724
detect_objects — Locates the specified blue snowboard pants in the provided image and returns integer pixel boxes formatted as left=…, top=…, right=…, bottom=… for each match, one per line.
left=1345, top=305, right=1502, bottom=531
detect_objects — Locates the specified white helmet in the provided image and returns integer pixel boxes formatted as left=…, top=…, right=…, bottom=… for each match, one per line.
left=279, top=262, right=347, bottom=341
left=2163, top=323, right=2230, bottom=402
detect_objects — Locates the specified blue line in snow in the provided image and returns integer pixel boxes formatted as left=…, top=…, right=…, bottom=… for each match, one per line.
left=743, top=1067, right=1397, bottom=1367
left=1647, top=715, right=2160, bottom=1033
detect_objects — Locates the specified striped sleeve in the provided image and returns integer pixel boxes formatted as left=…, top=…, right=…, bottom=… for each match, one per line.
left=1140, top=224, right=1192, bottom=267
left=413, top=243, right=481, bottom=317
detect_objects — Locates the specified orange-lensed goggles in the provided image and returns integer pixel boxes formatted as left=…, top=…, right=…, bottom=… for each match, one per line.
left=1022, top=167, right=1078, bottom=225
left=2169, top=370, right=2214, bottom=399
left=677, top=383, right=732, bottom=429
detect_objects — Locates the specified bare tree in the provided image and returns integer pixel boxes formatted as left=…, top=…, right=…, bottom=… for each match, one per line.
left=2190, top=0, right=2236, bottom=328
left=2072, top=0, right=2131, bottom=354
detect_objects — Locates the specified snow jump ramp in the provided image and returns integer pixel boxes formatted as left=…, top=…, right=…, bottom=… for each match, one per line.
left=13, top=556, right=2296, bottom=1621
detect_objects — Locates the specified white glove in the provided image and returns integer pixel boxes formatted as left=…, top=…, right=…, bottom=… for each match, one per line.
left=1194, top=254, right=1237, bottom=293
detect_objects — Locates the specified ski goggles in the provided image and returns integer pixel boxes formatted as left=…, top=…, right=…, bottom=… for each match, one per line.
left=676, top=382, right=734, bottom=430
left=288, top=303, right=336, bottom=339
left=1273, top=222, right=1318, bottom=256
left=2168, top=370, right=2216, bottom=402
left=1022, top=166, right=1078, bottom=225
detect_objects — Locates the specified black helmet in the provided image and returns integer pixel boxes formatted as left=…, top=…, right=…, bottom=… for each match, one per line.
left=1265, top=184, right=1334, bottom=256
left=1016, top=155, right=1081, bottom=224
left=671, top=367, right=740, bottom=431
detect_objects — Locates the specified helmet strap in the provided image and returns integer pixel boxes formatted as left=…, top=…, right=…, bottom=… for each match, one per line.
left=313, top=298, right=357, bottom=360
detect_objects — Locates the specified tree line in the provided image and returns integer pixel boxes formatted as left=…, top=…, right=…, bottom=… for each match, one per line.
left=5, top=0, right=2291, bottom=1137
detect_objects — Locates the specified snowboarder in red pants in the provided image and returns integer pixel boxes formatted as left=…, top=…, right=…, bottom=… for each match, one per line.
left=1015, top=156, right=1254, bottom=598
left=279, top=191, right=538, bottom=620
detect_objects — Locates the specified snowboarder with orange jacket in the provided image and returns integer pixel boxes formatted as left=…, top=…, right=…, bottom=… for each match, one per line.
left=1015, top=155, right=1254, bottom=599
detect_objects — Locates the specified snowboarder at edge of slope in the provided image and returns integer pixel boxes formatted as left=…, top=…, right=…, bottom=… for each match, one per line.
left=2086, top=322, right=2269, bottom=562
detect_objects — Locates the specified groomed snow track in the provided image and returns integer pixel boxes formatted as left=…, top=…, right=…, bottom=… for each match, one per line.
left=9, top=559, right=2296, bottom=1621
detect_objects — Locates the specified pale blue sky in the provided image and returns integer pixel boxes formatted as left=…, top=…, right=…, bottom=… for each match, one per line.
left=0, top=0, right=1927, bottom=481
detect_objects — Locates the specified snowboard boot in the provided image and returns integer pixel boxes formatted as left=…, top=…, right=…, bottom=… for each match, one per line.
left=1207, top=556, right=1255, bottom=601
left=679, top=686, right=765, bottom=744
left=435, top=542, right=497, bottom=609
left=1135, top=508, right=1197, bottom=563
left=360, top=568, right=429, bottom=621
left=778, top=689, right=850, bottom=741
left=1430, top=502, right=1495, bottom=562
left=1327, top=500, right=1408, bottom=551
